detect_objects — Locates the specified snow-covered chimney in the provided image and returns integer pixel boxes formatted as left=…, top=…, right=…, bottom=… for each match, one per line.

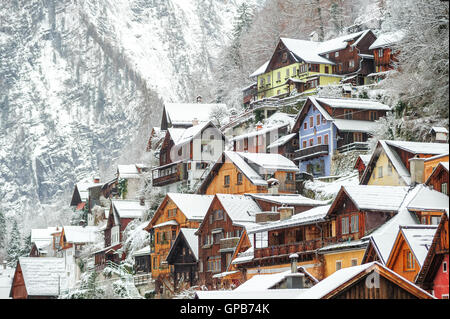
left=279, top=206, right=294, bottom=221
left=93, top=176, right=100, bottom=183
left=196, top=95, right=202, bottom=103
left=290, top=253, right=298, bottom=273
left=284, top=254, right=306, bottom=289
left=256, top=122, right=263, bottom=131
left=409, top=156, right=425, bottom=185
left=2, top=261, right=6, bottom=270
left=309, top=31, right=319, bottom=42
left=267, top=178, right=279, bottom=194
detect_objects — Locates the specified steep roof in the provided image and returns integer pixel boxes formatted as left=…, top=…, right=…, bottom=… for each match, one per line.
left=216, top=194, right=261, bottom=224
left=385, top=140, right=449, bottom=155
left=164, top=103, right=225, bottom=126
left=16, top=257, right=67, bottom=297
left=369, top=30, right=405, bottom=50
left=315, top=97, right=391, bottom=111
left=166, top=193, right=214, bottom=220
left=237, top=152, right=299, bottom=172
left=180, top=228, right=199, bottom=260
left=267, top=133, right=297, bottom=149
left=406, top=186, right=449, bottom=213
left=117, top=164, right=140, bottom=179
left=247, top=193, right=328, bottom=207
left=220, top=151, right=267, bottom=186
left=333, top=119, right=380, bottom=133
left=112, top=200, right=148, bottom=219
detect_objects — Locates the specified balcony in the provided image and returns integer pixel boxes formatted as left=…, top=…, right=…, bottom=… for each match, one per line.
left=219, top=237, right=240, bottom=253
left=337, top=142, right=369, bottom=153
left=152, top=162, right=183, bottom=187
left=294, top=144, right=329, bottom=161
left=254, top=238, right=328, bottom=260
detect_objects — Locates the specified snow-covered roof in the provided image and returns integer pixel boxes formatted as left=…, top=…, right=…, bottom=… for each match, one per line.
left=406, top=186, right=449, bottom=213
left=17, top=257, right=67, bottom=296
left=174, top=121, right=216, bottom=147
left=223, top=151, right=268, bottom=186
left=195, top=289, right=304, bottom=299
left=379, top=140, right=412, bottom=185
left=400, top=226, right=437, bottom=267
left=333, top=119, right=380, bottom=133
left=231, top=247, right=255, bottom=265
left=237, top=152, right=299, bottom=172
left=166, top=193, right=214, bottom=220
left=264, top=112, right=296, bottom=128
left=117, top=164, right=140, bottom=179
left=75, top=181, right=99, bottom=202
left=430, top=126, right=448, bottom=134
left=62, top=226, right=98, bottom=244
left=247, top=193, right=328, bottom=207
left=338, top=185, right=410, bottom=212
left=180, top=228, right=199, bottom=260
left=31, top=227, right=60, bottom=243
left=358, top=154, right=371, bottom=166
left=216, top=194, right=261, bottom=224
left=362, top=185, right=423, bottom=264
left=280, top=37, right=334, bottom=64
left=385, top=140, right=449, bottom=155
left=132, top=246, right=151, bottom=257
left=153, top=220, right=179, bottom=228
left=318, top=239, right=367, bottom=253
left=249, top=60, right=270, bottom=77
left=234, top=270, right=292, bottom=291
left=112, top=200, right=148, bottom=219
left=369, top=30, right=405, bottom=50
left=315, top=97, right=391, bottom=111
left=167, top=127, right=186, bottom=143
left=248, top=205, right=331, bottom=234
left=231, top=124, right=288, bottom=142
left=267, top=133, right=297, bottom=149
left=319, top=30, right=368, bottom=53
left=164, top=103, right=226, bottom=126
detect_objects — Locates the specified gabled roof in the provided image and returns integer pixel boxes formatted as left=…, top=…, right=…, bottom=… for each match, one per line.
left=297, top=261, right=434, bottom=299
left=369, top=30, right=405, bottom=50
left=164, top=103, right=226, bottom=127
left=231, top=124, right=289, bottom=142
left=215, top=194, right=260, bottom=225
left=14, top=257, right=67, bottom=297
left=385, top=140, right=449, bottom=155
left=406, top=186, right=449, bottom=213
left=315, top=97, right=391, bottom=111
left=246, top=193, right=328, bottom=207
left=386, top=225, right=437, bottom=270
left=112, top=200, right=148, bottom=220
left=333, top=119, right=380, bottom=133
left=328, top=185, right=410, bottom=215
left=237, top=151, right=299, bottom=173
left=279, top=38, right=334, bottom=65
left=62, top=226, right=98, bottom=244
left=430, top=126, right=448, bottom=134
left=165, top=193, right=214, bottom=220
left=166, top=228, right=199, bottom=263
left=425, top=161, right=449, bottom=186
left=117, top=164, right=140, bottom=179
left=249, top=60, right=270, bottom=78
left=267, top=133, right=297, bottom=149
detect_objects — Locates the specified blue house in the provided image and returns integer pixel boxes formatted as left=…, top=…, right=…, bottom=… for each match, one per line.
left=292, top=97, right=391, bottom=177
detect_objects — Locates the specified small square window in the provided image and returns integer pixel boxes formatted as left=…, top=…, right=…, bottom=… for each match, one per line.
left=336, top=260, right=342, bottom=271
left=351, top=259, right=358, bottom=267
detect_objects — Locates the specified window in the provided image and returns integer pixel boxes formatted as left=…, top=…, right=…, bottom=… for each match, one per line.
left=404, top=250, right=415, bottom=271
left=350, top=215, right=359, bottom=233
left=224, top=175, right=230, bottom=187
left=378, top=48, right=383, bottom=57
left=303, top=140, right=307, bottom=149
left=213, top=232, right=223, bottom=244
left=387, top=162, right=393, bottom=176
left=349, top=46, right=353, bottom=52
left=354, top=132, right=363, bottom=142
left=325, top=66, right=329, bottom=74
left=260, top=78, right=264, bottom=87
left=303, top=122, right=307, bottom=130
left=378, top=166, right=383, bottom=178
left=255, top=232, right=268, bottom=248
left=324, top=134, right=329, bottom=145
left=341, top=217, right=349, bottom=235
left=213, top=209, right=224, bottom=221
left=370, top=111, right=378, bottom=121
left=267, top=75, right=271, bottom=84
left=336, top=260, right=342, bottom=271
left=111, top=225, right=120, bottom=245
left=286, top=68, right=290, bottom=78
left=431, top=216, right=440, bottom=225
left=286, top=172, right=294, bottom=181
left=443, top=262, right=448, bottom=273
left=335, top=51, right=339, bottom=57
left=237, top=173, right=243, bottom=185
left=344, top=110, right=353, bottom=120
left=309, top=138, right=314, bottom=147
left=317, top=136, right=322, bottom=144
left=442, top=183, right=448, bottom=195
left=153, top=257, right=158, bottom=270
left=421, top=216, right=427, bottom=224
left=351, top=258, right=358, bottom=267
left=349, top=60, right=355, bottom=68
left=309, top=116, right=314, bottom=128
left=292, top=66, right=297, bottom=76
left=277, top=71, right=281, bottom=81
left=316, top=114, right=321, bottom=125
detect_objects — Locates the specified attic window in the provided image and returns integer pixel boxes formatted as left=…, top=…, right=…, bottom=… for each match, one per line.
left=282, top=52, right=288, bottom=62
left=404, top=250, right=415, bottom=271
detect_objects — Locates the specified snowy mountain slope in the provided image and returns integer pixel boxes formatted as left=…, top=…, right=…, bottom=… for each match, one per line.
left=0, top=0, right=261, bottom=226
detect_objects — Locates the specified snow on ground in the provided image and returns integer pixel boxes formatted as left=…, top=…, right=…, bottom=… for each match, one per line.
left=303, top=173, right=359, bottom=201
left=0, top=267, right=14, bottom=299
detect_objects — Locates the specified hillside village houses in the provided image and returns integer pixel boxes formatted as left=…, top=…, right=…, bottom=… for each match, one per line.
left=6, top=27, right=449, bottom=300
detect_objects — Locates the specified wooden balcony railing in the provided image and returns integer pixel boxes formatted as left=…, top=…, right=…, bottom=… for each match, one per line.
left=337, top=142, right=369, bottom=153
left=153, top=170, right=180, bottom=187
left=254, top=237, right=336, bottom=259
left=219, top=237, right=240, bottom=251
left=294, top=144, right=329, bottom=160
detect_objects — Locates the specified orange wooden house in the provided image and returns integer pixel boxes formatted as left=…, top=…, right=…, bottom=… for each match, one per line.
left=415, top=212, right=449, bottom=299
left=425, top=161, right=449, bottom=196
left=386, top=225, right=438, bottom=283
left=197, top=151, right=299, bottom=195
left=144, top=193, right=213, bottom=283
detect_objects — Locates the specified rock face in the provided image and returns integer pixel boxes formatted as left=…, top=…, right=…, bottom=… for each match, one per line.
left=0, top=0, right=253, bottom=222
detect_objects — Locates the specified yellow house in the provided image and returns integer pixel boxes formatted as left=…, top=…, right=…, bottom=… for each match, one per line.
left=360, top=140, right=449, bottom=186
left=319, top=243, right=368, bottom=278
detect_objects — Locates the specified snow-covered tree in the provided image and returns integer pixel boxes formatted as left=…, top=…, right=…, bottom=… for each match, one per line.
left=20, top=232, right=32, bottom=257
left=7, top=219, right=22, bottom=266
left=0, top=210, right=5, bottom=250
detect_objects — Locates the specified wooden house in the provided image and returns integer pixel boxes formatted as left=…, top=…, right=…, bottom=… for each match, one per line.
left=367, top=30, right=404, bottom=81
left=197, top=151, right=299, bottom=195
left=406, top=185, right=449, bottom=225
left=247, top=193, right=328, bottom=215
left=429, top=127, right=449, bottom=143
left=231, top=123, right=290, bottom=154
left=152, top=121, right=225, bottom=193
left=166, top=228, right=199, bottom=292
left=242, top=83, right=257, bottom=108
left=267, top=133, right=299, bottom=162
left=425, top=161, right=449, bottom=196
left=144, top=193, right=213, bottom=285
left=132, top=246, right=151, bottom=274
left=69, top=178, right=102, bottom=211
left=94, top=200, right=148, bottom=269
left=249, top=30, right=376, bottom=100
left=291, top=97, right=390, bottom=177
left=9, top=257, right=67, bottom=299
left=386, top=225, right=437, bottom=283
left=416, top=212, right=449, bottom=299
left=360, top=140, right=449, bottom=186
left=29, top=227, right=61, bottom=257
left=195, top=194, right=260, bottom=289
left=319, top=185, right=410, bottom=278
left=298, top=262, right=434, bottom=299
left=146, top=126, right=166, bottom=152
left=353, top=154, right=371, bottom=179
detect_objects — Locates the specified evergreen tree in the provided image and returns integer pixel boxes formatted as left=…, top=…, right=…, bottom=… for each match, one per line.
left=21, top=232, right=32, bottom=257
left=7, top=219, right=21, bottom=266
left=0, top=210, right=6, bottom=250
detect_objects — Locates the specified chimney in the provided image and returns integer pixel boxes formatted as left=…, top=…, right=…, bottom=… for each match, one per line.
left=284, top=254, right=306, bottom=289
left=192, top=118, right=199, bottom=126
left=290, top=253, right=298, bottom=273
left=256, top=122, right=263, bottom=131
left=309, top=31, right=319, bottom=42
left=409, top=156, right=425, bottom=185
left=255, top=211, right=280, bottom=223
left=196, top=95, right=202, bottom=103
left=279, top=206, right=294, bottom=221
left=93, top=176, right=100, bottom=183
left=267, top=178, right=279, bottom=194
left=3, top=261, right=6, bottom=270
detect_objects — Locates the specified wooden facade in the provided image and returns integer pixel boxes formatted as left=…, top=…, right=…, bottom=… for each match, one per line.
left=233, top=125, right=290, bottom=154
left=9, top=263, right=28, bottom=299
left=425, top=162, right=449, bottom=196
